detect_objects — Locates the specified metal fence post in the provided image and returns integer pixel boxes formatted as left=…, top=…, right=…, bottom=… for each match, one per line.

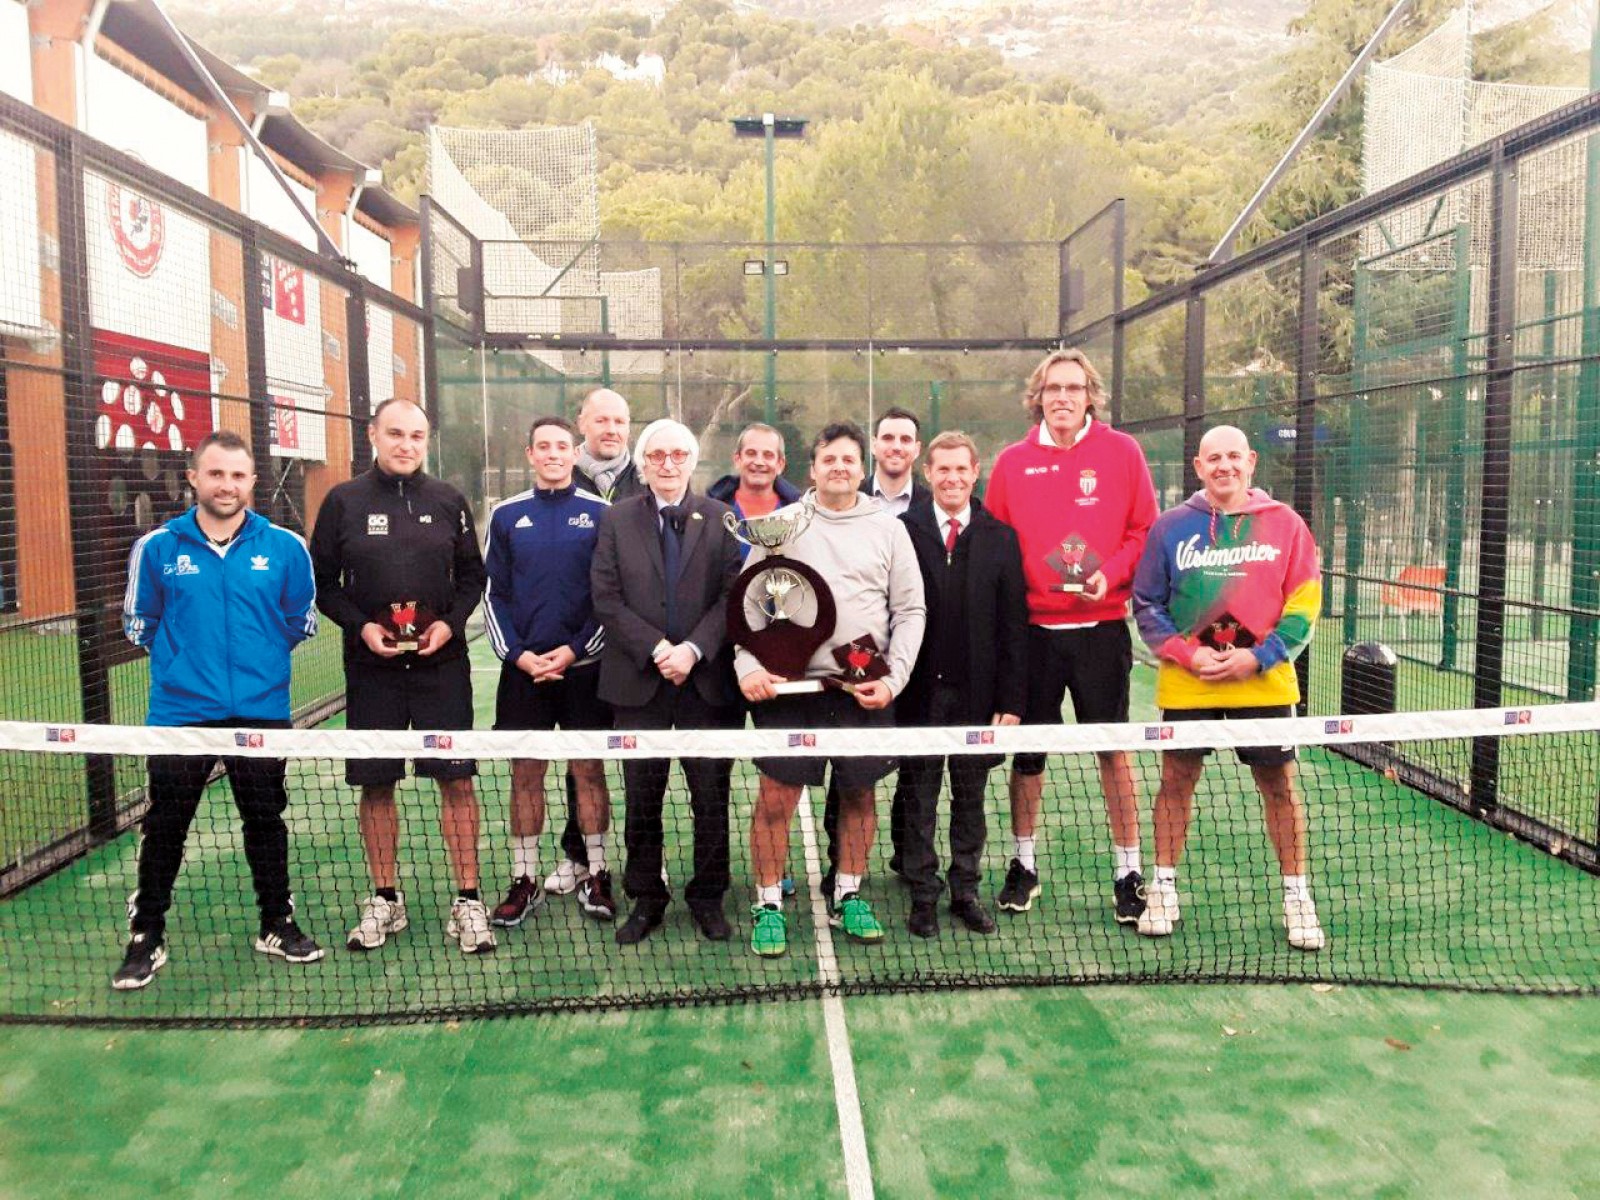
left=1110, top=200, right=1126, bottom=425
left=240, top=228, right=274, bottom=515
left=346, top=279, right=371, bottom=476
left=1295, top=236, right=1322, bottom=714
left=54, top=138, right=116, bottom=839
left=1471, top=148, right=1519, bottom=813
left=1182, top=292, right=1206, bottom=492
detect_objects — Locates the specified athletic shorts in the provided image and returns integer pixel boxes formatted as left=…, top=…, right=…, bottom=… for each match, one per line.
left=1161, top=704, right=1297, bottom=767
left=494, top=660, right=610, bottom=733
left=1013, top=621, right=1133, bottom=776
left=751, top=688, right=897, bottom=790
left=343, top=655, right=476, bottom=786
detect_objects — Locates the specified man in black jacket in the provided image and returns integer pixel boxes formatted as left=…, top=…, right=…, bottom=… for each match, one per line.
left=591, top=418, right=743, bottom=944
left=897, top=430, right=1028, bottom=937
left=310, top=398, right=493, bottom=955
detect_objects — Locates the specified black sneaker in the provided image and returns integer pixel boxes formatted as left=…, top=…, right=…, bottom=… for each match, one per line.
left=254, top=917, right=326, bottom=963
left=112, top=933, right=167, bottom=991
left=579, top=869, right=618, bottom=921
left=1114, top=871, right=1147, bottom=925
left=996, top=858, right=1041, bottom=913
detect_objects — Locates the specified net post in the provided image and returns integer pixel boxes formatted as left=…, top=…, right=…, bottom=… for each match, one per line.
left=1294, top=235, right=1322, bottom=715
left=1441, top=222, right=1472, bottom=672
left=53, top=135, right=117, bottom=840
left=1182, top=290, right=1206, bottom=492
left=240, top=227, right=274, bottom=515
left=1471, top=146, right=1520, bottom=813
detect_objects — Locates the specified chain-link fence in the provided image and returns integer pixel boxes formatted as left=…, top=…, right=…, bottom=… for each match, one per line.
left=0, top=92, right=428, bottom=895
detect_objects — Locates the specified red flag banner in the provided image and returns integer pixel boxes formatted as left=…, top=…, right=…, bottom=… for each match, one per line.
left=92, top=328, right=214, bottom=454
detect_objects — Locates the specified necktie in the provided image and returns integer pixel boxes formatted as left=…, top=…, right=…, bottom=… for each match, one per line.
left=945, top=517, right=961, bottom=556
left=660, top=506, right=684, bottom=638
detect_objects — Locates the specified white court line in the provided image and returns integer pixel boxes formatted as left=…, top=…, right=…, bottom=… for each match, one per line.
left=796, top=786, right=876, bottom=1200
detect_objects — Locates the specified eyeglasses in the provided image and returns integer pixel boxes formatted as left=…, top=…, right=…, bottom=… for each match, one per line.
left=1040, top=383, right=1090, bottom=398
left=644, top=448, right=692, bottom=466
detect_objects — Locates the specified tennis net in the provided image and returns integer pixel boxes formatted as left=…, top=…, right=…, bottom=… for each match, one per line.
left=0, top=702, right=1596, bottom=1025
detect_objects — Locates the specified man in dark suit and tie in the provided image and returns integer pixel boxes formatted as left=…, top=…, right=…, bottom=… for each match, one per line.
left=590, top=418, right=744, bottom=944
left=897, top=430, right=1028, bottom=938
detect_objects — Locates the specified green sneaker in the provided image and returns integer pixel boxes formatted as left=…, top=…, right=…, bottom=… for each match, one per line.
left=830, top=893, right=885, bottom=943
left=750, top=904, right=788, bottom=957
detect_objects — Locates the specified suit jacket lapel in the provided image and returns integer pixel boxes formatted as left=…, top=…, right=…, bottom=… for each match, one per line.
left=676, top=495, right=709, bottom=583
left=635, top=499, right=666, bottom=582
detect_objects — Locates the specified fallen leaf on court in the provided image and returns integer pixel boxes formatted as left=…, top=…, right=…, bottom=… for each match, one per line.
left=741, top=1060, right=752, bottom=1070
left=1385, top=1037, right=1412, bottom=1051
left=1311, top=983, right=1335, bottom=993
left=1222, top=1026, right=1239, bottom=1037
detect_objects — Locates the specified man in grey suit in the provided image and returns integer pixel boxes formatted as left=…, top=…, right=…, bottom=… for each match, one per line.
left=590, top=418, right=743, bottom=944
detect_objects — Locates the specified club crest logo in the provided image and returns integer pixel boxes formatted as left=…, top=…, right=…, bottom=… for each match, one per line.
left=107, top=182, right=165, bottom=278
left=1079, top=470, right=1097, bottom=496
left=168, top=554, right=200, bottom=577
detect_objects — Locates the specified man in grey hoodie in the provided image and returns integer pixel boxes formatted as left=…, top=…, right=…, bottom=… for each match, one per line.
left=736, top=422, right=927, bottom=958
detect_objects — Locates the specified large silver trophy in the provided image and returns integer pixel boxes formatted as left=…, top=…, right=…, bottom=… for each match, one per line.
left=725, top=495, right=838, bottom=693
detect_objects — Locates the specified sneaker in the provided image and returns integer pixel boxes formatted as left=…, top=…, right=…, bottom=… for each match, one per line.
left=544, top=860, right=590, bottom=895
left=347, top=893, right=409, bottom=951
left=780, top=876, right=796, bottom=899
left=1284, top=894, right=1327, bottom=952
left=1114, top=871, right=1148, bottom=925
left=997, top=859, right=1041, bottom=913
left=447, top=897, right=497, bottom=954
left=1137, top=881, right=1181, bottom=937
left=492, top=876, right=546, bottom=927
left=750, top=903, right=788, bottom=957
left=254, top=917, right=326, bottom=963
left=578, top=869, right=617, bottom=921
left=830, top=892, right=886, bottom=943
left=111, top=933, right=167, bottom=991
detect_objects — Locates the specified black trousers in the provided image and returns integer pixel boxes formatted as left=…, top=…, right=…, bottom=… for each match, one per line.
left=896, top=685, right=996, bottom=903
left=559, top=771, right=586, bottom=867
left=130, top=718, right=295, bottom=939
left=614, top=686, right=739, bottom=907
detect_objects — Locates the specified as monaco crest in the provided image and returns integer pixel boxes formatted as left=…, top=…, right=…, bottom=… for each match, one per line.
left=106, top=182, right=165, bottom=278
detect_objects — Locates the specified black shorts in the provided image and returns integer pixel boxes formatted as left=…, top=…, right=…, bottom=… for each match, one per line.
left=1013, top=621, right=1133, bottom=776
left=751, top=688, right=897, bottom=790
left=494, top=660, right=610, bottom=733
left=1161, top=705, right=1298, bottom=767
left=343, top=655, right=476, bottom=786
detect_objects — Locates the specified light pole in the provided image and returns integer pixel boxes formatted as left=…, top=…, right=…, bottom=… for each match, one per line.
left=731, top=113, right=807, bottom=421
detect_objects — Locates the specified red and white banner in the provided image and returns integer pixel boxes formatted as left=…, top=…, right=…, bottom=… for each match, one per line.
left=92, top=329, right=215, bottom=454
left=85, top=172, right=210, bottom=355
left=268, top=384, right=327, bottom=462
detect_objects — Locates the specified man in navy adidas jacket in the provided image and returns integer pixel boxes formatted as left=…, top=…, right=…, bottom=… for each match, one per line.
left=483, top=415, right=617, bottom=928
left=113, top=431, right=322, bottom=991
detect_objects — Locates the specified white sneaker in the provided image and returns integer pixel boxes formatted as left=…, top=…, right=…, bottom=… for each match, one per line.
left=1136, top=881, right=1180, bottom=937
left=347, top=893, right=408, bottom=951
left=543, top=860, right=590, bottom=895
left=1284, top=894, right=1326, bottom=952
left=447, top=897, right=497, bottom=954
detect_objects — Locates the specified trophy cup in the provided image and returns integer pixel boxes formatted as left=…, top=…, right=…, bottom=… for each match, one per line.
left=377, top=600, right=436, bottom=652
left=725, top=496, right=838, bottom=694
left=1044, top=534, right=1102, bottom=594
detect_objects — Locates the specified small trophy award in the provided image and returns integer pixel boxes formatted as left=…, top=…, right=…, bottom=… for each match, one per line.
left=377, top=601, right=436, bottom=652
left=1044, top=534, right=1102, bottom=594
left=726, top=496, right=838, bottom=694
left=1198, top=612, right=1257, bottom=653
left=826, top=635, right=890, bottom=694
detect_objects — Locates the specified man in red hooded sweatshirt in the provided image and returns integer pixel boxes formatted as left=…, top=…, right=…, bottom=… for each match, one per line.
left=985, top=349, right=1158, bottom=924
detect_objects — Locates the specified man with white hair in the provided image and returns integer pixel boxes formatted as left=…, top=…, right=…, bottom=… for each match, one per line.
left=591, top=419, right=744, bottom=944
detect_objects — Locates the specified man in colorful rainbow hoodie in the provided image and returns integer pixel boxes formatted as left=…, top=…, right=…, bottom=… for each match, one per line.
left=1131, top=424, right=1326, bottom=952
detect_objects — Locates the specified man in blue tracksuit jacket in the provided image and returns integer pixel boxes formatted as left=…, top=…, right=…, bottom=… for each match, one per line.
left=482, top=414, right=618, bottom=927
left=112, top=431, right=323, bottom=991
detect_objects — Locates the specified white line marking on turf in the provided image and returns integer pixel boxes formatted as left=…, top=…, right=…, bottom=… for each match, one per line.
left=796, top=786, right=875, bottom=1200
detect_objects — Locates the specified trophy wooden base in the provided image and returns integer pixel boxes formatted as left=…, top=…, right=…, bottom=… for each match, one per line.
left=1048, top=583, right=1086, bottom=594
left=386, top=639, right=420, bottom=652
left=771, top=679, right=827, bottom=695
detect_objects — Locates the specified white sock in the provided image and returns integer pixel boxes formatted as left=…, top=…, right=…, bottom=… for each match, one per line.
left=756, top=884, right=782, bottom=908
left=1114, top=844, right=1142, bottom=880
left=512, top=836, right=539, bottom=881
left=1283, top=874, right=1310, bottom=903
left=1014, top=837, right=1037, bottom=872
left=835, top=873, right=862, bottom=902
left=584, top=833, right=607, bottom=874
left=1154, top=866, right=1178, bottom=890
